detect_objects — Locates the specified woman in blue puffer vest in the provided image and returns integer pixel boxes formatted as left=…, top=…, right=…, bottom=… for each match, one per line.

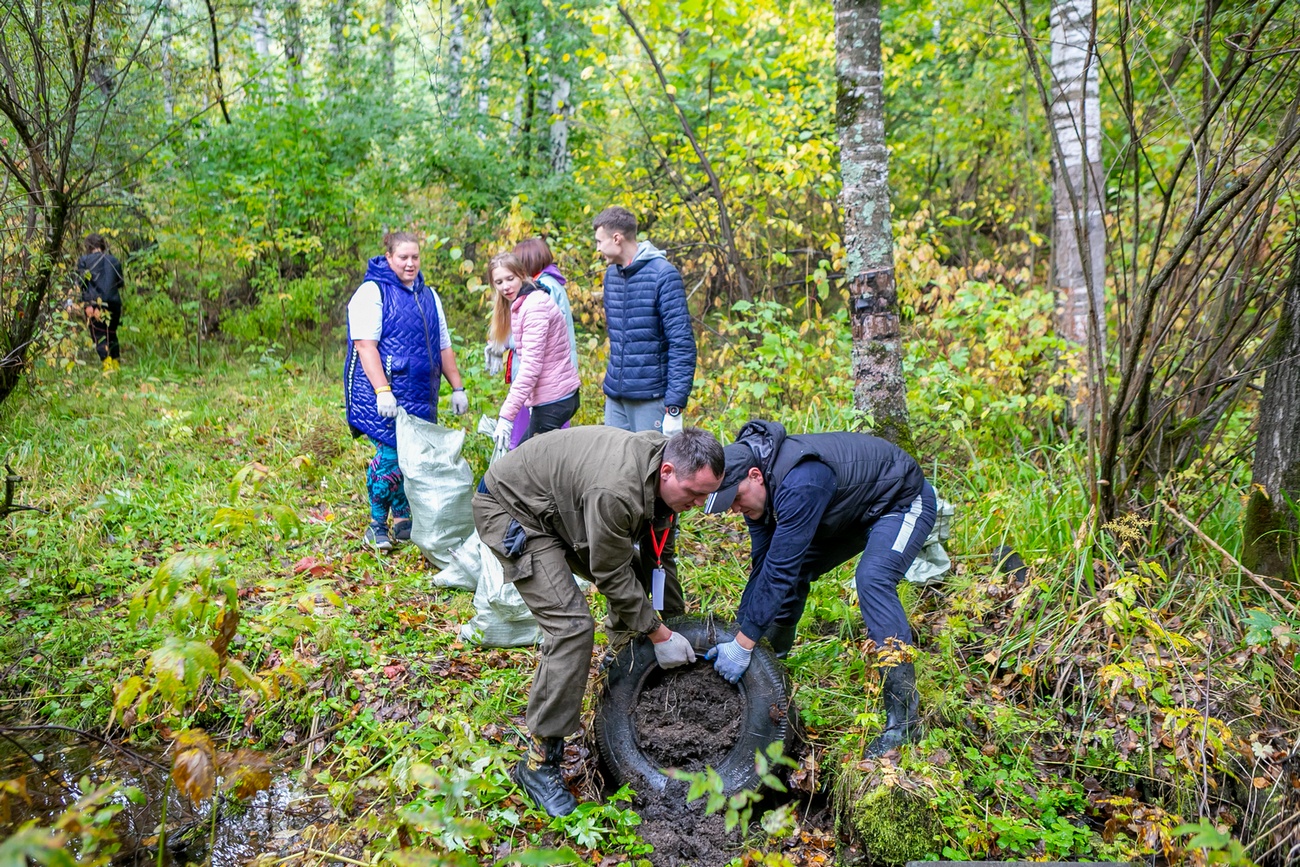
left=345, top=232, right=470, bottom=551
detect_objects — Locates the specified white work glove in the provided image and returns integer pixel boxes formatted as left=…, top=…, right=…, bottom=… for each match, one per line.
left=653, top=630, right=697, bottom=669
left=493, top=414, right=513, bottom=451
left=450, top=388, right=469, bottom=416
left=661, top=409, right=684, bottom=437
left=704, top=639, right=752, bottom=684
left=484, top=344, right=504, bottom=376
left=376, top=390, right=399, bottom=418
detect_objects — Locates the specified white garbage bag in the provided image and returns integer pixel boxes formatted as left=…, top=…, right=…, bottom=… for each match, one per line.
left=456, top=531, right=544, bottom=648
left=904, top=496, right=956, bottom=585
left=395, top=410, right=475, bottom=569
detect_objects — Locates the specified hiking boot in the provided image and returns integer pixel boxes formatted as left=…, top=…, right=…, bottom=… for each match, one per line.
left=392, top=519, right=412, bottom=543
left=101, top=357, right=118, bottom=374
left=364, top=523, right=393, bottom=552
left=512, top=736, right=576, bottom=817
left=864, top=661, right=919, bottom=758
left=765, top=624, right=798, bottom=658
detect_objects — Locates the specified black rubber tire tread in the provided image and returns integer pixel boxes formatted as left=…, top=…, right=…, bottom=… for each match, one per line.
left=593, top=615, right=797, bottom=796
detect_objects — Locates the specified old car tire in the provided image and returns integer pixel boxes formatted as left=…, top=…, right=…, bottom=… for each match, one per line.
left=593, top=616, right=797, bottom=796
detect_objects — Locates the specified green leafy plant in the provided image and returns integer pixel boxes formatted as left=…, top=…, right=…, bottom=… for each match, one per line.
left=0, top=782, right=139, bottom=866
left=672, top=742, right=795, bottom=833
left=551, top=787, right=651, bottom=853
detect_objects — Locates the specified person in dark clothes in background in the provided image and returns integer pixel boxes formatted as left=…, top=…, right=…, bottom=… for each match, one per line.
left=76, top=234, right=125, bottom=372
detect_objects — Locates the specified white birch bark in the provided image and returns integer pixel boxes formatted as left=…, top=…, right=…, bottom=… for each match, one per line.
left=1050, top=0, right=1106, bottom=355
left=251, top=0, right=270, bottom=57
left=448, top=1, right=465, bottom=120
left=477, top=4, right=492, bottom=124
left=835, top=0, right=910, bottom=446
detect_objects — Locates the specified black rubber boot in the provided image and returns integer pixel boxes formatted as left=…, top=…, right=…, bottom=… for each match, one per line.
left=864, top=662, right=919, bottom=758
left=765, top=624, right=798, bottom=658
left=513, top=736, right=577, bottom=817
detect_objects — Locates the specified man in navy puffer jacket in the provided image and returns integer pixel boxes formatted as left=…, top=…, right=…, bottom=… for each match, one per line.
left=594, top=207, right=696, bottom=434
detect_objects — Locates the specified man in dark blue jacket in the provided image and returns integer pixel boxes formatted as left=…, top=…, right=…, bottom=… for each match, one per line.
left=593, top=207, right=696, bottom=435
left=704, top=420, right=937, bottom=757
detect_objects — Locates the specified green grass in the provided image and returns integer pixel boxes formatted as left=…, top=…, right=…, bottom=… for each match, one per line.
left=1, top=340, right=1295, bottom=866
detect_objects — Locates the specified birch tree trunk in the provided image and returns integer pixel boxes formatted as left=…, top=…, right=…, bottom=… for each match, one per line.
left=477, top=4, right=492, bottom=125
left=447, top=1, right=465, bottom=120
left=1243, top=244, right=1300, bottom=580
left=1050, top=0, right=1106, bottom=361
left=251, top=0, right=270, bottom=57
left=835, top=0, right=911, bottom=448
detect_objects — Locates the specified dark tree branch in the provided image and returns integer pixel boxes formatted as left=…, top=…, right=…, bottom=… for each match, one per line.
left=202, top=0, right=231, bottom=123
left=617, top=3, right=752, bottom=300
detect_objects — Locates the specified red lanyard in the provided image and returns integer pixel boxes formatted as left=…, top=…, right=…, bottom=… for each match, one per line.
left=649, top=517, right=675, bottom=568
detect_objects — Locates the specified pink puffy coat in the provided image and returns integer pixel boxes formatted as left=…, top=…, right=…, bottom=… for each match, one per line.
left=500, top=287, right=581, bottom=421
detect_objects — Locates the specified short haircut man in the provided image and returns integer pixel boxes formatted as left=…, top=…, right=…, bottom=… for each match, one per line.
left=592, top=206, right=638, bottom=239
left=472, top=425, right=722, bottom=817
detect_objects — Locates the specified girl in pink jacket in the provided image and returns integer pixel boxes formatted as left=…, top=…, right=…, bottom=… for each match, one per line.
left=487, top=253, right=581, bottom=450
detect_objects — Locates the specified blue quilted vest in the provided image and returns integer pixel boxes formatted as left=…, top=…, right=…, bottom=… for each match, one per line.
left=344, top=256, right=442, bottom=447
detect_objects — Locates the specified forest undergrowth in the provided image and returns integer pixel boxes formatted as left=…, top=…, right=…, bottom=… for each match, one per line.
left=0, top=309, right=1297, bottom=865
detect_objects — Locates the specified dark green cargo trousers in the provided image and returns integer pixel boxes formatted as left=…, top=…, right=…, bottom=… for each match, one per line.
left=472, top=490, right=683, bottom=738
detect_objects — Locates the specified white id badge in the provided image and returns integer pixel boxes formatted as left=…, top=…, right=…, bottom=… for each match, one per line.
left=651, top=567, right=665, bottom=611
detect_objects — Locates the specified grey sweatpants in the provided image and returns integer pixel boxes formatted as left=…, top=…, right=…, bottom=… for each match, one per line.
left=604, top=396, right=664, bottom=433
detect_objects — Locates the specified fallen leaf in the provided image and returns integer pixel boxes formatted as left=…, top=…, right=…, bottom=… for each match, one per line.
left=172, top=729, right=217, bottom=807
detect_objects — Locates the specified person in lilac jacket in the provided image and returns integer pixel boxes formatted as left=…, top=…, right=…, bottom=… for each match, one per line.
left=487, top=253, right=581, bottom=452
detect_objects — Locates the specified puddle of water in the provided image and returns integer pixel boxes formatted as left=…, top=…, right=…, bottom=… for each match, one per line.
left=0, top=732, right=319, bottom=865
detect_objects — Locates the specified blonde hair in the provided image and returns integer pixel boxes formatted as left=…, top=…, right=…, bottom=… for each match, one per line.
left=486, top=252, right=533, bottom=347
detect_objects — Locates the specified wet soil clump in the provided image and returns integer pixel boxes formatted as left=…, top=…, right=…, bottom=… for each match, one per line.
left=633, top=777, right=743, bottom=867
left=633, top=661, right=741, bottom=772
left=626, top=663, right=747, bottom=867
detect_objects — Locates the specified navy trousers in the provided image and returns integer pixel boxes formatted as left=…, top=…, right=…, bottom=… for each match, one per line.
left=766, top=481, right=937, bottom=647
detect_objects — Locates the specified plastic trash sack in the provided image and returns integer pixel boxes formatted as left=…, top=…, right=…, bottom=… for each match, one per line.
left=904, top=496, right=956, bottom=585
left=395, top=409, right=475, bottom=569
left=456, top=530, right=544, bottom=648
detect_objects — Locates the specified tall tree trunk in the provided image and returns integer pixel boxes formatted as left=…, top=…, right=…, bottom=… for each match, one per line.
left=161, top=0, right=175, bottom=118
left=251, top=0, right=270, bottom=57
left=1050, top=0, right=1106, bottom=364
left=447, top=1, right=465, bottom=120
left=549, top=72, right=571, bottom=173
left=1243, top=243, right=1300, bottom=580
left=382, top=0, right=396, bottom=80
left=835, top=0, right=911, bottom=449
left=283, top=0, right=303, bottom=88
left=477, top=3, right=492, bottom=128
left=329, top=0, right=347, bottom=67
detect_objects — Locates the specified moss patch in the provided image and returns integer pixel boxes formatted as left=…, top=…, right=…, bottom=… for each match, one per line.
left=1242, top=486, right=1298, bottom=581
left=849, top=784, right=940, bottom=865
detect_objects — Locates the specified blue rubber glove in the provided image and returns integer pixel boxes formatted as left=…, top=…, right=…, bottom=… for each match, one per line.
left=704, top=640, right=752, bottom=684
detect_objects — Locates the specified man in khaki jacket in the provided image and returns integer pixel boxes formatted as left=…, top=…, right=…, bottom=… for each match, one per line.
left=473, top=426, right=724, bottom=816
